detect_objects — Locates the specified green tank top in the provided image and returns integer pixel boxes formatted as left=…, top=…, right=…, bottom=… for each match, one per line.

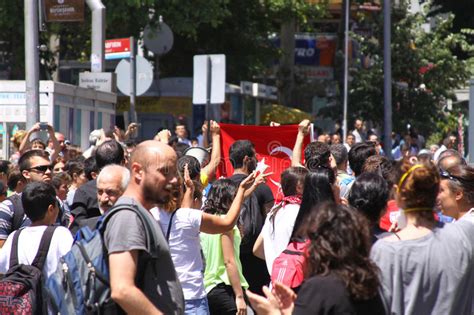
left=200, top=225, right=249, bottom=293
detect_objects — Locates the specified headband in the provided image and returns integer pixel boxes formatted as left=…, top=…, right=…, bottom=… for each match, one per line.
left=397, top=164, right=424, bottom=193
left=403, top=207, right=433, bottom=213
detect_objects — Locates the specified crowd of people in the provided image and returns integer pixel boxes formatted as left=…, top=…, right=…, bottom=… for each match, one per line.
left=0, top=117, right=472, bottom=315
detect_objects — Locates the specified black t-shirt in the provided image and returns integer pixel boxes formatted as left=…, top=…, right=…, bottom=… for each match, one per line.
left=294, top=274, right=386, bottom=315
left=229, top=173, right=274, bottom=213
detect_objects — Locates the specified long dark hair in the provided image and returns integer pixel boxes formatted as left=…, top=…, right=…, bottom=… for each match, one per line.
left=269, top=167, right=308, bottom=235
left=203, top=179, right=238, bottom=215
left=304, top=202, right=380, bottom=301
left=290, top=167, right=335, bottom=240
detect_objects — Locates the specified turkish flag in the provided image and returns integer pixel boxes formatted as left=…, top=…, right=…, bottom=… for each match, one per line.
left=218, top=124, right=311, bottom=200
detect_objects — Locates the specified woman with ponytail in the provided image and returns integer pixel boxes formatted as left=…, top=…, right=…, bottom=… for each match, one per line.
left=371, top=159, right=474, bottom=314
left=253, top=167, right=308, bottom=274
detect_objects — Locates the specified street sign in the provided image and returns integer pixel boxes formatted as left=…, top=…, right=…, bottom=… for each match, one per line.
left=44, top=0, right=84, bottom=22
left=240, top=81, right=278, bottom=100
left=144, top=23, right=174, bottom=55
left=105, top=38, right=131, bottom=60
left=115, top=55, right=154, bottom=96
left=193, top=55, right=226, bottom=105
left=79, top=72, right=116, bottom=93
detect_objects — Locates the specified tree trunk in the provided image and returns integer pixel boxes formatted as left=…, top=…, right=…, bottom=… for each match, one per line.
left=278, top=17, right=296, bottom=107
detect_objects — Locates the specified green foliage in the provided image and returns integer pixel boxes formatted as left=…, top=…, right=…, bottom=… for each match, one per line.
left=348, top=0, right=473, bottom=137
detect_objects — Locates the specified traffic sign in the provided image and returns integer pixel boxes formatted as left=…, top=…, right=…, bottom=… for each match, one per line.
left=115, top=55, right=154, bottom=96
left=105, top=38, right=131, bottom=60
left=144, top=23, right=174, bottom=55
left=193, top=54, right=226, bottom=105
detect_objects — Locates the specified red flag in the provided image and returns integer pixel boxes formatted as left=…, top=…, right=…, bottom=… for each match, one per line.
left=218, top=124, right=310, bottom=200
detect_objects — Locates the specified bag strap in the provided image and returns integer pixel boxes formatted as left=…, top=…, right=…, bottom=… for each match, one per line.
left=100, top=203, right=160, bottom=258
left=8, top=194, right=24, bottom=231
left=166, top=209, right=178, bottom=242
left=31, top=225, right=58, bottom=270
left=9, top=229, right=23, bottom=269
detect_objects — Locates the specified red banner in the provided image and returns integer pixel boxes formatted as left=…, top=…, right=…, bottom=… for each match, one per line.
left=218, top=124, right=310, bottom=199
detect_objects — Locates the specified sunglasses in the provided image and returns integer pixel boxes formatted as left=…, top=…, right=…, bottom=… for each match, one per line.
left=28, top=165, right=53, bottom=173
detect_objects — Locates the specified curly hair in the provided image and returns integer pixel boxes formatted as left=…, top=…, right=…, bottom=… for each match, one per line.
left=397, top=159, right=439, bottom=223
left=304, top=202, right=380, bottom=301
left=202, top=179, right=238, bottom=215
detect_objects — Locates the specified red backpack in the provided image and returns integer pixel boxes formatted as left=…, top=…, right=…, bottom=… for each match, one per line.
left=271, top=238, right=309, bottom=289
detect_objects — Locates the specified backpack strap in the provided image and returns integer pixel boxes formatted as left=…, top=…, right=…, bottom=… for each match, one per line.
left=99, top=203, right=160, bottom=258
left=166, top=209, right=178, bottom=242
left=9, top=229, right=23, bottom=269
left=8, top=194, right=24, bottom=231
left=31, top=225, right=58, bottom=270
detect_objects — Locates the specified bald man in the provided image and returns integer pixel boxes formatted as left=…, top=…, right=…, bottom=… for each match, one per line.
left=104, top=141, right=184, bottom=314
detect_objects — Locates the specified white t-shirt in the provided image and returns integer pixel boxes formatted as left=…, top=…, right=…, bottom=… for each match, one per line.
left=151, top=207, right=205, bottom=300
left=0, top=226, right=73, bottom=278
left=261, top=203, right=300, bottom=274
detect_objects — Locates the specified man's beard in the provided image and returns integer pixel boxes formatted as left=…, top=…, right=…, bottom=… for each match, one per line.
left=143, top=181, right=173, bottom=205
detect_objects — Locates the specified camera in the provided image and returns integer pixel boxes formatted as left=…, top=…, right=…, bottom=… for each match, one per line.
left=39, top=123, right=48, bottom=131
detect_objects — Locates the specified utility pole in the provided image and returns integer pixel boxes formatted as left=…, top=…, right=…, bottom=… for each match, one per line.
left=25, top=0, right=40, bottom=129
left=129, top=37, right=137, bottom=123
left=342, top=0, right=350, bottom=141
left=383, top=0, right=393, bottom=159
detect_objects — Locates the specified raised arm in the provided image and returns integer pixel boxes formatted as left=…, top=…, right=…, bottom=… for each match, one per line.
left=291, top=120, right=311, bottom=167
left=47, top=125, right=61, bottom=161
left=19, top=123, right=40, bottom=154
left=180, top=164, right=194, bottom=209
left=200, top=172, right=269, bottom=234
left=221, top=231, right=247, bottom=315
left=202, top=120, right=221, bottom=179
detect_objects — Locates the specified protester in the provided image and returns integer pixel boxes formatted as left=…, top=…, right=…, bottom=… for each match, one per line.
left=200, top=179, right=251, bottom=315
left=348, top=173, right=389, bottom=243
left=247, top=203, right=385, bottom=315
left=6, top=170, right=25, bottom=196
left=344, top=133, right=356, bottom=151
left=350, top=119, right=366, bottom=143
left=51, top=172, right=71, bottom=202
left=0, top=182, right=73, bottom=313
left=105, top=140, right=184, bottom=314
left=157, top=165, right=266, bottom=314
left=176, top=123, right=192, bottom=146
left=69, top=139, right=124, bottom=234
left=437, top=149, right=466, bottom=171
left=228, top=139, right=274, bottom=296
left=9, top=130, right=27, bottom=165
left=253, top=166, right=308, bottom=274
left=292, top=120, right=336, bottom=171
left=330, top=143, right=353, bottom=191
left=52, top=157, right=66, bottom=174
left=0, top=150, right=70, bottom=247
left=291, top=167, right=337, bottom=241
left=65, top=159, right=87, bottom=207
left=371, top=160, right=474, bottom=314
left=361, top=155, right=400, bottom=232
left=19, top=123, right=61, bottom=162
left=437, top=164, right=474, bottom=220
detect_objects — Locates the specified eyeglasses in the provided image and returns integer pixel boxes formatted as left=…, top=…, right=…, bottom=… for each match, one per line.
left=28, top=165, right=53, bottom=173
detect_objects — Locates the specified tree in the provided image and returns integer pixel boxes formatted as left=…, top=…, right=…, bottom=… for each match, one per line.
left=346, top=0, right=473, bottom=137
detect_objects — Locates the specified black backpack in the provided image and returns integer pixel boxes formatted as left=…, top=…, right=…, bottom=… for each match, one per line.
left=238, top=193, right=264, bottom=254
left=0, top=225, right=57, bottom=315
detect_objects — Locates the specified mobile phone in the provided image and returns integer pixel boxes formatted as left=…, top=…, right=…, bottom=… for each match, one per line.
left=39, top=123, right=48, bottom=130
